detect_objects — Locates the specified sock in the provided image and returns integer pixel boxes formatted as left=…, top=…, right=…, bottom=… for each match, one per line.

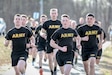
left=32, top=58, right=35, bottom=62
left=51, top=70, right=53, bottom=75
left=39, top=66, right=42, bottom=69
left=54, top=67, right=57, bottom=71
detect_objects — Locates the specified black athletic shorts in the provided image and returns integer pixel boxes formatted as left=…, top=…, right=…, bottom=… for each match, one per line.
left=81, top=49, right=97, bottom=61
left=46, top=42, right=54, bottom=53
left=96, top=49, right=102, bottom=59
left=11, top=51, right=28, bottom=66
left=56, top=51, right=74, bottom=66
left=38, top=42, right=46, bottom=51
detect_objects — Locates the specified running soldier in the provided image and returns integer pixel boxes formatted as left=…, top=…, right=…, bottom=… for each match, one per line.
left=40, top=8, right=62, bottom=75
left=50, top=14, right=81, bottom=75
left=77, top=13, right=103, bottom=75
left=4, top=14, right=35, bottom=75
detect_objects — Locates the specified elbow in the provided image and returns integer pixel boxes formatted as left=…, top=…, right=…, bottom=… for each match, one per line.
left=50, top=39, right=54, bottom=48
left=50, top=40, right=53, bottom=47
left=4, top=43, right=8, bottom=47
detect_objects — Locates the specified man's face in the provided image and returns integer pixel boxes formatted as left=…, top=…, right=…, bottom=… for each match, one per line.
left=61, top=17, right=70, bottom=27
left=21, top=17, right=27, bottom=26
left=86, top=16, right=95, bottom=25
left=50, top=10, right=58, bottom=19
left=40, top=17, right=47, bottom=23
left=14, top=16, right=21, bottom=26
left=71, top=22, right=77, bottom=29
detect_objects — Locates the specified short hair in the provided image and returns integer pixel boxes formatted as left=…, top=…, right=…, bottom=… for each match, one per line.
left=50, top=8, right=58, bottom=12
left=61, top=14, right=70, bottom=19
left=14, top=14, right=21, bottom=17
left=21, top=14, right=28, bottom=19
left=71, top=20, right=77, bottom=25
left=86, top=13, right=95, bottom=18
left=40, top=14, right=47, bottom=18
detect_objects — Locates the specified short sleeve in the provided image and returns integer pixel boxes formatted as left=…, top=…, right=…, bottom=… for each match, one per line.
left=27, top=29, right=33, bottom=38
left=74, top=29, right=78, bottom=37
left=77, top=27, right=83, bottom=37
left=42, top=21, right=48, bottom=30
left=51, top=30, right=60, bottom=41
left=5, top=31, right=12, bottom=40
left=98, top=27, right=102, bottom=34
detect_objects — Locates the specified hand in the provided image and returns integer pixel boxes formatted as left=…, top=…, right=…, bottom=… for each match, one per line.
left=98, top=43, right=102, bottom=50
left=74, top=52, right=78, bottom=57
left=60, top=46, right=67, bottom=52
left=77, top=44, right=82, bottom=50
left=81, top=36, right=89, bottom=41
left=30, top=43, right=36, bottom=48
left=26, top=43, right=31, bottom=48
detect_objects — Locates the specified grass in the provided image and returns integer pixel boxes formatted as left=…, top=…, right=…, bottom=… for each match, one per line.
left=99, top=45, right=112, bottom=75
left=0, top=36, right=11, bottom=66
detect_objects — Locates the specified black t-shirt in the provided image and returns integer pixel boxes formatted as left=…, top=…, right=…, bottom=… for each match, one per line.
left=76, top=24, right=84, bottom=30
left=97, top=28, right=106, bottom=43
left=30, top=27, right=36, bottom=36
left=35, top=25, right=46, bottom=44
left=5, top=27, right=33, bottom=53
left=51, top=27, right=78, bottom=54
left=42, top=20, right=62, bottom=42
left=77, top=24, right=102, bottom=51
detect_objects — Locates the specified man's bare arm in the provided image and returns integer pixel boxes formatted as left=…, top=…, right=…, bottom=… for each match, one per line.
left=4, top=39, right=10, bottom=47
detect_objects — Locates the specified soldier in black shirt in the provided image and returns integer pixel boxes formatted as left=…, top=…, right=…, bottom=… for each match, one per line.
left=40, top=8, right=62, bottom=75
left=76, top=17, right=85, bottom=30
left=21, top=14, right=37, bottom=65
left=35, top=14, right=47, bottom=74
left=95, top=21, right=106, bottom=65
left=77, top=13, right=103, bottom=75
left=50, top=14, right=81, bottom=75
left=4, top=14, right=35, bottom=75
left=30, top=20, right=38, bottom=65
left=70, top=20, right=79, bottom=64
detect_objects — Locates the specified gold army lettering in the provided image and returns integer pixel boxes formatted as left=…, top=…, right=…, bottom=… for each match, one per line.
left=85, top=30, right=98, bottom=35
left=61, top=33, right=74, bottom=38
left=12, top=33, right=25, bottom=38
left=49, top=25, right=60, bottom=29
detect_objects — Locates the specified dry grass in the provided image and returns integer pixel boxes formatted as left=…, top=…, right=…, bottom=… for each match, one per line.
left=0, top=36, right=11, bottom=66
left=99, top=45, right=112, bottom=75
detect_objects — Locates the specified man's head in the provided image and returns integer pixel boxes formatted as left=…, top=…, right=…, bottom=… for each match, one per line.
left=40, top=14, right=47, bottom=24
left=50, top=8, right=58, bottom=20
left=79, top=17, right=84, bottom=24
left=14, top=14, right=22, bottom=28
left=21, top=14, right=28, bottom=26
left=70, top=20, right=77, bottom=29
left=86, top=13, right=95, bottom=26
left=61, top=14, right=70, bottom=28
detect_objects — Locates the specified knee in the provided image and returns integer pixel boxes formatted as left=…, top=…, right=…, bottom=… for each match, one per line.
left=14, top=69, right=20, bottom=75
left=90, top=63, right=94, bottom=68
left=64, top=72, right=69, bottom=75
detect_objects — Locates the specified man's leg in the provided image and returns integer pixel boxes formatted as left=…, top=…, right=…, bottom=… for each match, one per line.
left=96, top=49, right=102, bottom=65
left=64, top=64, right=72, bottom=75
left=89, top=57, right=96, bottom=75
left=38, top=51, right=44, bottom=75
left=48, top=53, right=54, bottom=75
left=53, top=49, right=58, bottom=75
left=38, top=51, right=44, bottom=68
left=44, top=51, right=47, bottom=62
left=32, top=48, right=37, bottom=65
left=59, top=66, right=64, bottom=74
left=14, top=66, right=20, bottom=75
left=83, top=60, right=90, bottom=75
left=17, top=60, right=26, bottom=75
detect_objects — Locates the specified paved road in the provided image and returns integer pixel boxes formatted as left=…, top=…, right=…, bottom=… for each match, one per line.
left=1, top=41, right=111, bottom=75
